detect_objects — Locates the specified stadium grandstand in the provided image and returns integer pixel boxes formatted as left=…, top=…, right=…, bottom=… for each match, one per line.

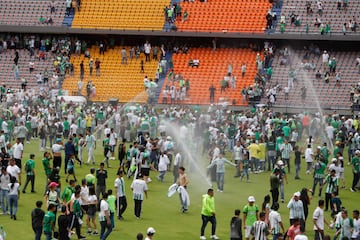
left=0, top=0, right=360, bottom=113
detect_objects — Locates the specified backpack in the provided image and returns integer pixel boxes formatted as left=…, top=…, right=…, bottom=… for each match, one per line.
left=57, top=123, right=63, bottom=133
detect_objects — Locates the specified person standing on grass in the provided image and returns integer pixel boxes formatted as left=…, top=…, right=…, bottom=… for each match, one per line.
left=52, top=138, right=64, bottom=170
left=86, top=186, right=98, bottom=235
left=200, top=188, right=219, bottom=240
left=131, top=173, right=148, bottom=219
left=58, top=205, right=71, bottom=240
left=102, top=134, right=111, bottom=168
left=313, top=199, right=331, bottom=240
left=107, top=189, right=116, bottom=228
left=350, top=150, right=360, bottom=192
left=65, top=154, right=77, bottom=183
left=99, top=192, right=113, bottom=240
left=42, top=151, right=52, bottom=194
left=287, top=192, right=305, bottom=227
left=0, top=167, right=11, bottom=214
left=270, top=168, right=280, bottom=208
left=96, top=163, right=108, bottom=200
left=43, top=203, right=57, bottom=240
left=324, top=169, right=339, bottom=211
left=251, top=212, right=270, bottom=240
left=31, top=200, right=45, bottom=240
left=177, top=166, right=189, bottom=213
left=157, top=151, right=170, bottom=182
left=8, top=176, right=20, bottom=220
left=269, top=203, right=285, bottom=240
left=64, top=138, right=75, bottom=174
left=84, top=129, right=96, bottom=165
left=207, top=153, right=236, bottom=192
left=22, top=153, right=36, bottom=193
left=114, top=170, right=127, bottom=220
left=230, top=209, right=242, bottom=240
left=243, top=196, right=259, bottom=240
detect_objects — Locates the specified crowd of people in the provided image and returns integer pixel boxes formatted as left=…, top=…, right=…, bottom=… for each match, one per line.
left=0, top=84, right=359, bottom=239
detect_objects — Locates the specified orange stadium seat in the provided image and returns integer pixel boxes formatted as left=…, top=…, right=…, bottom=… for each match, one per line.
left=62, top=46, right=158, bottom=103
left=158, top=48, right=259, bottom=106
left=176, top=0, right=270, bottom=33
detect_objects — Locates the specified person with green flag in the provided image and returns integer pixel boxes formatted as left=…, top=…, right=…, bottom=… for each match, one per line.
left=22, top=153, right=36, bottom=193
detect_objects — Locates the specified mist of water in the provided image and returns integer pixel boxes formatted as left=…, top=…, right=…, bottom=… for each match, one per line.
left=285, top=47, right=334, bottom=152
left=163, top=120, right=213, bottom=190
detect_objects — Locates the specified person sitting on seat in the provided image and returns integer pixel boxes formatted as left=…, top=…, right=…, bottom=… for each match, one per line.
left=39, top=16, right=46, bottom=24
left=315, top=70, right=322, bottom=79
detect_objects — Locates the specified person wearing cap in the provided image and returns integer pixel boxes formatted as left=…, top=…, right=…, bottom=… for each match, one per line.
left=145, top=227, right=155, bottom=240
left=243, top=196, right=259, bottom=240
left=324, top=169, right=339, bottom=211
left=22, top=153, right=36, bottom=193
left=350, top=150, right=360, bottom=192
left=200, top=188, right=219, bottom=240
left=273, top=160, right=288, bottom=203
left=270, top=168, right=281, bottom=208
left=251, top=211, right=269, bottom=240
left=287, top=192, right=305, bottom=226
left=114, top=170, right=127, bottom=220
left=131, top=173, right=148, bottom=219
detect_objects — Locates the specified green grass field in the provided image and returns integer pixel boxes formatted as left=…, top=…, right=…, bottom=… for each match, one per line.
left=0, top=139, right=358, bottom=240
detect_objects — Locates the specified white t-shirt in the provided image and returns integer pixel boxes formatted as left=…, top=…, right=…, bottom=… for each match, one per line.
left=52, top=143, right=63, bottom=153
left=13, top=143, right=23, bottom=159
left=294, top=234, right=308, bottom=240
left=269, top=210, right=282, bottom=234
left=305, top=148, right=313, bottom=163
left=158, top=154, right=170, bottom=172
left=8, top=182, right=20, bottom=195
left=352, top=218, right=360, bottom=238
left=80, top=186, right=89, bottom=205
left=131, top=179, right=148, bottom=200
left=99, top=199, right=109, bottom=221
left=6, top=165, right=21, bottom=181
left=313, top=206, right=324, bottom=230
left=104, top=128, right=111, bottom=137
left=109, top=133, right=117, bottom=146
left=87, top=195, right=97, bottom=205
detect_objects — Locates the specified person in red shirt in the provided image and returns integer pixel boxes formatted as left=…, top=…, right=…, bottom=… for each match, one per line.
left=287, top=218, right=301, bottom=240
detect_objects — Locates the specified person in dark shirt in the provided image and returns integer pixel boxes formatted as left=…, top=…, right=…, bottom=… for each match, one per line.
left=294, top=146, right=302, bottom=180
left=31, top=201, right=45, bottom=240
left=96, top=163, right=108, bottom=200
left=49, top=167, right=61, bottom=197
left=0, top=147, right=10, bottom=167
left=230, top=209, right=242, bottom=240
left=58, top=205, right=71, bottom=240
left=64, top=138, right=75, bottom=174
